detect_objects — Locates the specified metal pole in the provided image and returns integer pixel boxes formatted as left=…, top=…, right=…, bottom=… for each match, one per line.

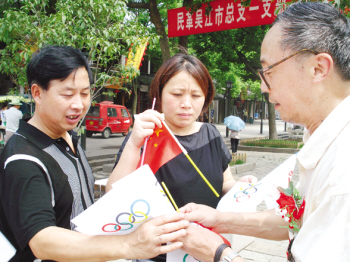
left=226, top=85, right=232, bottom=137
left=260, top=93, right=263, bottom=134
left=81, top=120, right=86, bottom=151
left=225, top=81, right=233, bottom=137
left=226, top=89, right=229, bottom=137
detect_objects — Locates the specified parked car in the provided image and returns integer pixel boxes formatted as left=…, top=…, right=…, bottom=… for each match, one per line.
left=85, top=101, right=132, bottom=138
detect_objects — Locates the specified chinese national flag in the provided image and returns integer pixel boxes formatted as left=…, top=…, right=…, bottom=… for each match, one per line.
left=137, top=122, right=184, bottom=174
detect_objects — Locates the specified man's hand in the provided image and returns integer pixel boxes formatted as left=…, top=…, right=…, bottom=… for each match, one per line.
left=124, top=212, right=189, bottom=259
left=178, top=224, right=224, bottom=262
left=179, top=203, right=221, bottom=232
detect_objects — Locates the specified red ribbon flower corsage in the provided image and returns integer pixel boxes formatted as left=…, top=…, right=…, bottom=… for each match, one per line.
left=275, top=181, right=305, bottom=232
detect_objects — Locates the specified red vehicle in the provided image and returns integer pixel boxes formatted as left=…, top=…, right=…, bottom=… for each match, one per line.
left=85, top=101, right=132, bottom=138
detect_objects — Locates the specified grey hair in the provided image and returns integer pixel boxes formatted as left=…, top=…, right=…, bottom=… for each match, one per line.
left=273, top=2, right=350, bottom=81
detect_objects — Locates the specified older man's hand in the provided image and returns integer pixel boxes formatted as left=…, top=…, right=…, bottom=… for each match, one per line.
left=179, top=203, right=221, bottom=232
left=178, top=224, right=224, bottom=262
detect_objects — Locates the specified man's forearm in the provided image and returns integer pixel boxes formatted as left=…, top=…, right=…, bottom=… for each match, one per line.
left=29, top=227, right=130, bottom=262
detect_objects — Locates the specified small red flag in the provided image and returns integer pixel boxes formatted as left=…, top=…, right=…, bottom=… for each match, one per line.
left=137, top=123, right=184, bottom=174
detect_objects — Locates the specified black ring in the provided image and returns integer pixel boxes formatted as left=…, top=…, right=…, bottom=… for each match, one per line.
left=214, top=243, right=230, bottom=262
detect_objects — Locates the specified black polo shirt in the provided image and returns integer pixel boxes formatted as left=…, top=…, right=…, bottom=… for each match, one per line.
left=0, top=120, right=94, bottom=261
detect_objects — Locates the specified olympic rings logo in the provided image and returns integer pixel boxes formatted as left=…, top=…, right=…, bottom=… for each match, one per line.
left=183, top=254, right=200, bottom=262
left=102, top=199, right=150, bottom=232
left=234, top=183, right=262, bottom=202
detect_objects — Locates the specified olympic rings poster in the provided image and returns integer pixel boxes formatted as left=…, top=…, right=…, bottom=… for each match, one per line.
left=216, top=154, right=297, bottom=213
left=167, top=248, right=200, bottom=262
left=71, top=165, right=175, bottom=235
left=0, top=231, right=16, bottom=262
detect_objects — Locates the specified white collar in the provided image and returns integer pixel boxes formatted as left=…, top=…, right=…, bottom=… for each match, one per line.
left=297, top=94, right=350, bottom=169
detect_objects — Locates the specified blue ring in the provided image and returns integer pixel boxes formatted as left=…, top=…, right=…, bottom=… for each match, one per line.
left=130, top=199, right=150, bottom=217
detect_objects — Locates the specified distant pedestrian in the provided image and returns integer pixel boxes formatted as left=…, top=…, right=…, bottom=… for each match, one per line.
left=0, top=103, right=7, bottom=126
left=243, top=110, right=248, bottom=123
left=4, top=99, right=22, bottom=143
left=230, top=129, right=240, bottom=155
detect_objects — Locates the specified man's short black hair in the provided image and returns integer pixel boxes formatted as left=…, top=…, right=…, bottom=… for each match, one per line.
left=27, top=45, right=93, bottom=91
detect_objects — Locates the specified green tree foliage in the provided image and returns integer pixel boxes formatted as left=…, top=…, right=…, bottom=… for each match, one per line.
left=188, top=26, right=267, bottom=97
left=0, top=0, right=157, bottom=100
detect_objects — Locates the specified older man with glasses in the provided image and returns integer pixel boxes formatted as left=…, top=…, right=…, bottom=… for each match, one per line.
left=176, top=2, right=350, bottom=262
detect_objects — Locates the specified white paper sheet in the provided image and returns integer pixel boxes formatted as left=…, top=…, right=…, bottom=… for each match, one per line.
left=216, top=181, right=267, bottom=213
left=167, top=248, right=200, bottom=262
left=261, top=154, right=297, bottom=209
left=0, top=231, right=16, bottom=262
left=217, top=154, right=297, bottom=213
left=71, top=165, right=175, bottom=235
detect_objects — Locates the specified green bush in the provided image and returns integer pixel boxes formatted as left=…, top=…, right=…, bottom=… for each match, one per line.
left=242, top=139, right=303, bottom=149
left=230, top=159, right=245, bottom=166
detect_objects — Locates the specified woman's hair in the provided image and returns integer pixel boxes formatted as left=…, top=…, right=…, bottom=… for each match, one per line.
left=149, top=52, right=215, bottom=113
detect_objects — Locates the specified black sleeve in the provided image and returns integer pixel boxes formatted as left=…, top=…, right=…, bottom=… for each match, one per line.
left=113, top=131, right=144, bottom=169
left=1, top=160, right=56, bottom=250
left=113, top=132, right=132, bottom=168
left=220, top=135, right=232, bottom=170
left=209, top=124, right=232, bottom=170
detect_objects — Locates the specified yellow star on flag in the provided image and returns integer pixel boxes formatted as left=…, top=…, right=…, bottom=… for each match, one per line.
left=154, top=127, right=163, bottom=137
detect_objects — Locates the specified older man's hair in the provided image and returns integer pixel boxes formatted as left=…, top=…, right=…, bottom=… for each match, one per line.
left=273, top=2, right=350, bottom=81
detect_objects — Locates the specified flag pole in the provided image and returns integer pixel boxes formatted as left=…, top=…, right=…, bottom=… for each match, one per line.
left=162, top=122, right=220, bottom=198
left=161, top=181, right=179, bottom=212
left=184, top=154, right=220, bottom=197
left=140, top=98, right=156, bottom=166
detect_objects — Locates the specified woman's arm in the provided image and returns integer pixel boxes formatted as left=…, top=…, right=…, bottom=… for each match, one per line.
left=222, top=166, right=259, bottom=195
left=222, top=166, right=236, bottom=195
left=106, top=110, right=164, bottom=192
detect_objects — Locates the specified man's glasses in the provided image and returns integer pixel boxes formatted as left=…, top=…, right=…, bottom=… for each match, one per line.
left=258, top=49, right=319, bottom=89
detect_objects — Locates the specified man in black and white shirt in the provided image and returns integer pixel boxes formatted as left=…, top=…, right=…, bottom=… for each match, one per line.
left=0, top=45, right=188, bottom=262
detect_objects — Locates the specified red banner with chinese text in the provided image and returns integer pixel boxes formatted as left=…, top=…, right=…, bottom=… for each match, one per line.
left=168, top=0, right=288, bottom=37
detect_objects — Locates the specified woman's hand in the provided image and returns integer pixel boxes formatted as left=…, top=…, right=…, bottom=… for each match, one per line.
left=238, top=175, right=258, bottom=184
left=129, top=110, right=164, bottom=149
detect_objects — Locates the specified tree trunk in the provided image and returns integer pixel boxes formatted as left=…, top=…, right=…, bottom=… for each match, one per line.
left=132, top=79, right=138, bottom=116
left=232, top=44, right=278, bottom=139
left=127, top=1, right=171, bottom=62
left=179, top=36, right=189, bottom=49
left=149, top=0, right=170, bottom=62
left=264, top=93, right=278, bottom=139
left=178, top=0, right=193, bottom=49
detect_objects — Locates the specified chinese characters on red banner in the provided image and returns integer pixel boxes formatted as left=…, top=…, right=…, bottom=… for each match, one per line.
left=168, top=0, right=288, bottom=37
